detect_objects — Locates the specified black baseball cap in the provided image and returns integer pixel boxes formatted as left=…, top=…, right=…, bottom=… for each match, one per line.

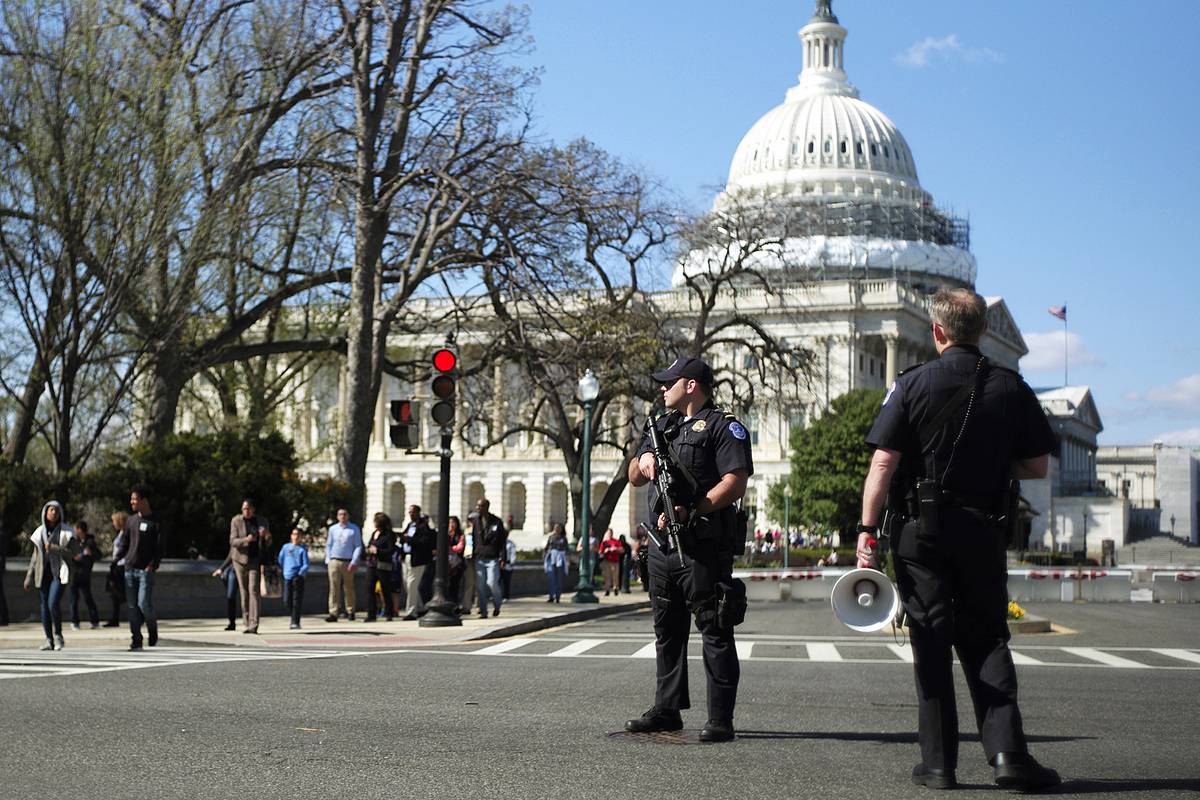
left=651, top=356, right=714, bottom=387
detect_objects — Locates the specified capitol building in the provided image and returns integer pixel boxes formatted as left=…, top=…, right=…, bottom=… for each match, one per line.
left=182, top=1, right=1036, bottom=550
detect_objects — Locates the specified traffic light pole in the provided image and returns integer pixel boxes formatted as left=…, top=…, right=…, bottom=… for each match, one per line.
left=420, top=427, right=462, bottom=627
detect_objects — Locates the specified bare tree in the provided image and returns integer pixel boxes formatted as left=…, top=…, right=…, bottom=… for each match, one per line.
left=328, top=0, right=535, bottom=511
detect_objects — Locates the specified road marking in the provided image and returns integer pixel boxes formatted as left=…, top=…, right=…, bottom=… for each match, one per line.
left=806, top=643, right=843, bottom=662
left=472, top=638, right=537, bottom=655
left=887, top=644, right=914, bottom=663
left=1061, top=647, right=1148, bottom=668
left=1153, top=648, right=1200, bottom=666
left=736, top=641, right=754, bottom=660
left=632, top=643, right=657, bottom=659
left=548, top=639, right=605, bottom=658
left=1009, top=650, right=1044, bottom=666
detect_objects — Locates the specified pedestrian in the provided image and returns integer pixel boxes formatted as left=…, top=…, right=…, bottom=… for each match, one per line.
left=229, top=498, right=271, bottom=635
left=446, top=515, right=466, bottom=604
left=324, top=508, right=361, bottom=622
left=24, top=500, right=73, bottom=650
left=625, top=356, right=752, bottom=744
left=500, top=531, right=517, bottom=601
left=278, top=527, right=310, bottom=629
left=211, top=549, right=239, bottom=631
left=363, top=513, right=396, bottom=622
left=124, top=487, right=164, bottom=651
left=857, top=288, right=1060, bottom=792
left=458, top=512, right=477, bottom=615
left=400, top=506, right=435, bottom=620
left=633, top=524, right=650, bottom=592
left=470, top=498, right=506, bottom=619
left=542, top=522, right=569, bottom=603
left=599, top=528, right=622, bottom=596
left=619, top=534, right=633, bottom=594
left=103, top=511, right=127, bottom=627
left=67, top=520, right=101, bottom=630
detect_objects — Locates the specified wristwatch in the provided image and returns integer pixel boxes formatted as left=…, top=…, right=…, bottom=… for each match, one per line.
left=855, top=522, right=878, bottom=536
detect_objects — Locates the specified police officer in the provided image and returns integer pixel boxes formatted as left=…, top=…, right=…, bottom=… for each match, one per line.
left=857, top=288, right=1060, bottom=792
left=624, top=356, right=752, bottom=743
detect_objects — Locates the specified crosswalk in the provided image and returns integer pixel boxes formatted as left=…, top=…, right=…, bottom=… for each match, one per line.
left=0, top=646, right=349, bottom=681
left=463, top=636, right=1200, bottom=671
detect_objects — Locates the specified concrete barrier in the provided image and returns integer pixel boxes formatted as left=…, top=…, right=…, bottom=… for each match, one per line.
left=1150, top=570, right=1200, bottom=603
left=734, top=569, right=849, bottom=602
left=1007, top=569, right=1133, bottom=602
left=1, top=560, right=585, bottom=622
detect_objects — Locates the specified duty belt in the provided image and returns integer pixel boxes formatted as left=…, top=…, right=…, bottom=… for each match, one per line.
left=939, top=489, right=1004, bottom=514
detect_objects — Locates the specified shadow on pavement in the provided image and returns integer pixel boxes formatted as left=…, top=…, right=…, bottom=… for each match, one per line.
left=736, top=731, right=1092, bottom=745
left=1053, top=778, right=1200, bottom=794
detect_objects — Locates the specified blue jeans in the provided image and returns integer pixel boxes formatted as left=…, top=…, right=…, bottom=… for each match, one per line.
left=125, top=568, right=158, bottom=645
left=39, top=573, right=64, bottom=639
left=476, top=559, right=502, bottom=613
left=544, top=552, right=568, bottom=599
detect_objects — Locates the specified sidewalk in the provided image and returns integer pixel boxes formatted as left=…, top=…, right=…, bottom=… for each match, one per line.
left=0, top=592, right=650, bottom=650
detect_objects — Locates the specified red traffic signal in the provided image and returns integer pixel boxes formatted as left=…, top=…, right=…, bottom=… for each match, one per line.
left=390, top=399, right=412, bottom=424
left=389, top=399, right=417, bottom=449
left=430, top=346, right=457, bottom=426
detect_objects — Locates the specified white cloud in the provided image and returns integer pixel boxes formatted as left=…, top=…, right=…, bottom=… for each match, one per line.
left=1020, top=331, right=1104, bottom=373
left=1129, top=373, right=1200, bottom=418
left=1156, top=426, right=1200, bottom=446
left=896, top=34, right=1002, bottom=68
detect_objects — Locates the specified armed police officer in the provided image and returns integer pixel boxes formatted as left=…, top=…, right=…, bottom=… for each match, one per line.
left=857, top=289, right=1060, bottom=792
left=625, top=356, right=752, bottom=743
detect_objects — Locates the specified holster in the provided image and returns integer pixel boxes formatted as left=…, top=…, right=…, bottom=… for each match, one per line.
left=714, top=579, right=747, bottom=631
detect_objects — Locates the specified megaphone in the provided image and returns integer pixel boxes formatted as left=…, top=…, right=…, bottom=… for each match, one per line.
left=831, top=568, right=901, bottom=632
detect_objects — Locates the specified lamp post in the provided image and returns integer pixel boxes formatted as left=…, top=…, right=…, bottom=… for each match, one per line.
left=782, top=483, right=792, bottom=571
left=572, top=370, right=600, bottom=604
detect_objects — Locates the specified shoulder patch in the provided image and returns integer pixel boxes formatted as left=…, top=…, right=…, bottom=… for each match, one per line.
left=727, top=421, right=748, bottom=440
left=882, top=382, right=898, bottom=406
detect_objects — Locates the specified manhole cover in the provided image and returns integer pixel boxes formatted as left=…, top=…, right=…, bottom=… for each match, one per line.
left=607, top=730, right=720, bottom=745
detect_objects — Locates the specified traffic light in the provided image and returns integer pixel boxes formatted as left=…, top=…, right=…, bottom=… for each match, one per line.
left=389, top=399, right=418, bottom=450
left=430, top=347, right=457, bottom=427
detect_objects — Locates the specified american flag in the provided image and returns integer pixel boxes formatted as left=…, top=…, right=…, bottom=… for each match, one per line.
left=1047, top=305, right=1066, bottom=321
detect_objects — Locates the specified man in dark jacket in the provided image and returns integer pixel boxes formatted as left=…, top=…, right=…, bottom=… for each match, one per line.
left=68, top=521, right=101, bottom=629
left=124, top=486, right=164, bottom=651
left=400, top=506, right=435, bottom=620
left=470, top=499, right=507, bottom=619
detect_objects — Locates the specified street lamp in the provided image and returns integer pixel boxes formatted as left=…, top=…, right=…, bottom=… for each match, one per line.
left=782, top=483, right=793, bottom=571
left=572, top=369, right=600, bottom=604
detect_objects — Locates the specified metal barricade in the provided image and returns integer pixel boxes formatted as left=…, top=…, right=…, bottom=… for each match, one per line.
left=1150, top=571, right=1200, bottom=603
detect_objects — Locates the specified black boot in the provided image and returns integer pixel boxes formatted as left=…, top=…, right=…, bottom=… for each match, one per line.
left=699, top=719, right=735, bottom=743
left=625, top=707, right=683, bottom=733
left=992, top=753, right=1060, bottom=792
left=911, top=763, right=957, bottom=790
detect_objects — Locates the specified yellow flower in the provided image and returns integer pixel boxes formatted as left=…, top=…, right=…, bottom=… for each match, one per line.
left=1007, top=600, right=1026, bottom=620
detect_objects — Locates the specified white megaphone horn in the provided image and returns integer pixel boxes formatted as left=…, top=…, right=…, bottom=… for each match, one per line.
left=831, top=568, right=901, bottom=632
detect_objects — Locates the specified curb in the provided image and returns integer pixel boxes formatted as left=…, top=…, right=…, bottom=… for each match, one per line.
left=471, top=599, right=651, bottom=640
left=1008, top=614, right=1052, bottom=634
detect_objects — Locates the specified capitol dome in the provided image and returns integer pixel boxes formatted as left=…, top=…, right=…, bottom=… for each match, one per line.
left=724, top=0, right=924, bottom=203
left=679, top=0, right=975, bottom=288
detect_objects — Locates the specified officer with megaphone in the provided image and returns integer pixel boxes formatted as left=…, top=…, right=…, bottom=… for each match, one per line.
left=855, top=289, right=1061, bottom=793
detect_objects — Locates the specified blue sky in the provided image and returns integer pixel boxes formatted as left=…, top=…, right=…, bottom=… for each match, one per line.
left=512, top=0, right=1200, bottom=446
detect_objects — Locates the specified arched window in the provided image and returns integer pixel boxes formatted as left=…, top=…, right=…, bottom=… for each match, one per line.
left=823, top=139, right=831, bottom=153
left=884, top=145, right=891, bottom=158
left=855, top=141, right=863, bottom=155
left=839, top=140, right=847, bottom=154
left=808, top=141, right=814, bottom=154
left=870, top=143, right=877, bottom=156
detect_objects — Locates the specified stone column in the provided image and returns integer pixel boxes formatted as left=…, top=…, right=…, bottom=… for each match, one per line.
left=884, top=335, right=898, bottom=385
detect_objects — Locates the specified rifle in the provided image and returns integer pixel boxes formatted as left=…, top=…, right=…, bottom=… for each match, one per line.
left=644, top=414, right=696, bottom=557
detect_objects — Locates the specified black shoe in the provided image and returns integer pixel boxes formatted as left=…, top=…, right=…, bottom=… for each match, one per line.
left=224, top=622, right=236, bottom=631
left=364, top=616, right=376, bottom=623
left=129, top=642, right=143, bottom=651
left=348, top=613, right=356, bottom=621
left=103, top=620, right=120, bottom=627
left=492, top=606, right=500, bottom=617
left=242, top=628, right=258, bottom=634
left=547, top=597, right=555, bottom=602
left=325, top=615, right=338, bottom=622
left=699, top=720, right=735, bottom=743
left=911, top=763, right=957, bottom=790
left=992, top=752, right=1060, bottom=792
left=402, top=614, right=418, bottom=621
left=477, top=611, right=488, bottom=619
left=147, top=632, right=157, bottom=647
left=605, top=590, right=610, bottom=596
left=625, top=707, right=683, bottom=733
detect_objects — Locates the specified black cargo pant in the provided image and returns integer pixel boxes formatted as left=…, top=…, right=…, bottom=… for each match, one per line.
left=893, top=507, right=1027, bottom=771
left=646, top=537, right=739, bottom=724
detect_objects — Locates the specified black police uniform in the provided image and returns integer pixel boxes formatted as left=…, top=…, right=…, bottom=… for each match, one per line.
left=865, top=343, right=1057, bottom=772
left=635, top=401, right=754, bottom=726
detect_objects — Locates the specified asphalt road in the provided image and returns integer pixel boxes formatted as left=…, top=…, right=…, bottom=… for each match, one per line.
left=2, top=601, right=1198, bottom=800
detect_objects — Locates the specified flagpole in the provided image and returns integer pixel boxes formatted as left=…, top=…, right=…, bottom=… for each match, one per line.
left=1062, top=301, right=1068, bottom=387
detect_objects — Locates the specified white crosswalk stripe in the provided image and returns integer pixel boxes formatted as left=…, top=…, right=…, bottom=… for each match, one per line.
left=0, top=647, right=351, bottom=680
left=1060, top=647, right=1148, bottom=669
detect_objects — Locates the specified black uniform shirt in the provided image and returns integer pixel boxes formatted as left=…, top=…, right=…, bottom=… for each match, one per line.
left=865, top=344, right=1057, bottom=499
left=637, top=402, right=754, bottom=522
